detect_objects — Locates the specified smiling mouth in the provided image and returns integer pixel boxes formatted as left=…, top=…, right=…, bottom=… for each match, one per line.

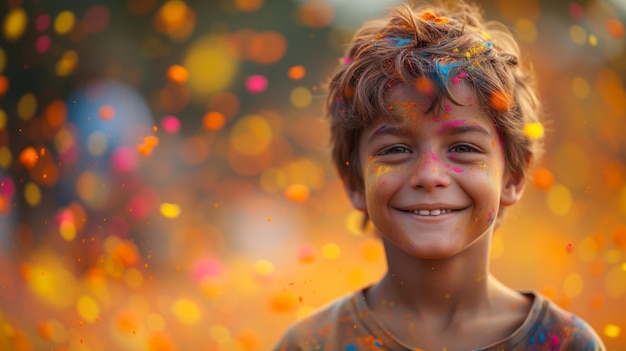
left=405, top=208, right=463, bottom=216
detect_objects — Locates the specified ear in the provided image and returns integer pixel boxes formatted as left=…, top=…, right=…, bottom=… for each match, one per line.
left=500, top=172, right=526, bottom=206
left=343, top=180, right=367, bottom=212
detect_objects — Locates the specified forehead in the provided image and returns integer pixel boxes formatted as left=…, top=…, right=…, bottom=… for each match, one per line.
left=380, top=82, right=492, bottom=127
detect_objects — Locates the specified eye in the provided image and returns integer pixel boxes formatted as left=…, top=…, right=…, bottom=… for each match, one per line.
left=379, top=145, right=411, bottom=155
left=449, top=144, right=480, bottom=153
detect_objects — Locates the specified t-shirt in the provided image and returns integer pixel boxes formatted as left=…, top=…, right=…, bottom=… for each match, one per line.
left=273, top=288, right=605, bottom=350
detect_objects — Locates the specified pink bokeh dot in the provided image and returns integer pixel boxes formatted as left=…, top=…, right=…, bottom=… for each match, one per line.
left=111, top=146, right=138, bottom=173
left=35, top=14, right=51, bottom=32
left=84, top=5, right=111, bottom=34
left=246, top=74, right=268, bottom=93
left=191, top=258, right=225, bottom=283
left=162, top=115, right=181, bottom=134
left=35, top=36, right=51, bottom=53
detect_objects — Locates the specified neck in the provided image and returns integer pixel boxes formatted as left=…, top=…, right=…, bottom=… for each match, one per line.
left=368, top=233, right=495, bottom=323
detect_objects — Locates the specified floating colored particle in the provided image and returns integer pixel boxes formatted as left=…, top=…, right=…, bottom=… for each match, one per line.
left=547, top=183, right=572, bottom=216
left=162, top=115, right=181, bottom=133
left=571, top=77, right=589, bottom=99
left=35, top=13, right=51, bottom=32
left=17, top=93, right=37, bottom=120
left=86, top=131, right=108, bottom=157
left=167, top=64, right=188, bottom=84
left=296, top=243, right=316, bottom=263
left=160, top=202, right=181, bottom=218
left=533, top=167, right=554, bottom=191
left=0, top=76, right=8, bottom=96
left=515, top=19, right=537, bottom=43
left=254, top=259, right=274, bottom=275
left=234, top=0, right=264, bottom=12
left=35, top=35, right=52, bottom=53
left=524, top=122, right=544, bottom=139
left=248, top=31, right=287, bottom=64
left=613, top=224, right=626, bottom=250
left=490, top=90, right=512, bottom=111
left=55, top=50, right=78, bottom=76
left=270, top=291, right=298, bottom=313
left=607, top=19, right=625, bottom=39
left=0, top=109, right=6, bottom=129
left=184, top=36, right=238, bottom=97
left=203, top=111, right=226, bottom=130
left=230, top=115, right=272, bottom=156
left=569, top=25, right=587, bottom=46
left=112, top=146, right=138, bottom=172
left=288, top=65, right=306, bottom=80
left=209, top=324, right=231, bottom=343
left=19, top=146, right=38, bottom=168
left=4, top=8, right=28, bottom=41
left=54, top=11, right=76, bottom=35
left=99, top=105, right=115, bottom=120
left=0, top=48, right=5, bottom=73
left=83, top=5, right=110, bottom=34
left=172, top=298, right=202, bottom=325
left=588, top=34, right=597, bottom=46
left=604, top=323, right=621, bottom=338
left=24, top=182, right=42, bottom=206
left=290, top=86, right=312, bottom=108
left=0, top=146, right=11, bottom=169
left=59, top=220, right=76, bottom=241
left=322, top=242, right=341, bottom=260
left=27, top=264, right=79, bottom=308
left=568, top=2, right=584, bottom=20
left=77, top=295, right=100, bottom=322
left=112, top=240, right=139, bottom=266
left=284, top=183, right=310, bottom=203
left=297, top=1, right=334, bottom=28
left=137, top=136, right=159, bottom=156
left=155, top=0, right=196, bottom=41
left=246, top=74, right=268, bottom=93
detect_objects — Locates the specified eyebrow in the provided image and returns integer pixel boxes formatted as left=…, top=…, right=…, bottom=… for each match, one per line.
left=437, top=121, right=492, bottom=136
left=368, top=124, right=412, bottom=142
left=368, top=121, right=492, bottom=143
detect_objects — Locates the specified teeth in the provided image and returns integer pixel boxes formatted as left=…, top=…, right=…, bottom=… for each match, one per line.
left=412, top=209, right=450, bottom=216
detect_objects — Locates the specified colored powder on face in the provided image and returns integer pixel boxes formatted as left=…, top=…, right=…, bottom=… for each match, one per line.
left=487, top=209, right=495, bottom=224
left=444, top=105, right=452, bottom=112
left=452, top=167, right=464, bottom=173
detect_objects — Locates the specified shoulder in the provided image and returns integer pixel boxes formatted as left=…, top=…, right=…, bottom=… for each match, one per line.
left=521, top=292, right=606, bottom=351
left=271, top=291, right=363, bottom=351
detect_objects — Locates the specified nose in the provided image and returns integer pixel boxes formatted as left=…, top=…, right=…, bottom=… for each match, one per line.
left=408, top=150, right=451, bottom=190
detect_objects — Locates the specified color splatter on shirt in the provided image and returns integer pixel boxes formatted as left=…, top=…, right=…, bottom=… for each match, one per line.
left=273, top=288, right=605, bottom=351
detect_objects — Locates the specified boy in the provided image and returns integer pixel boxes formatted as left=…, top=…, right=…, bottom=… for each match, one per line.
left=274, top=1, right=605, bottom=350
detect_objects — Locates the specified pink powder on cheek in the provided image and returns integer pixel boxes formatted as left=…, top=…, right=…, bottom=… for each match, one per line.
left=487, top=209, right=496, bottom=224
left=452, top=167, right=464, bottom=173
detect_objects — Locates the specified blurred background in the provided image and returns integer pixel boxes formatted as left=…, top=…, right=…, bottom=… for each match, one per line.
left=0, top=0, right=625, bottom=350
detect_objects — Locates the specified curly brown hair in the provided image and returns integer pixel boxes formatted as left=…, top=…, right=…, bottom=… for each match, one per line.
left=327, top=0, right=544, bottom=200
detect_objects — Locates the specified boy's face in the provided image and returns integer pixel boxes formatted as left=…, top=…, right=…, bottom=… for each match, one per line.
left=347, top=82, right=524, bottom=260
